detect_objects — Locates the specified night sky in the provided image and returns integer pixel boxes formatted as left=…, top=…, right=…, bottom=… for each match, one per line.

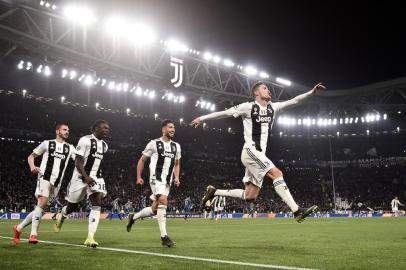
left=87, top=0, right=405, bottom=89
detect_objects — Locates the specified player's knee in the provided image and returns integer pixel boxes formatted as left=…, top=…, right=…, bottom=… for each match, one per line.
left=267, top=168, right=283, bottom=179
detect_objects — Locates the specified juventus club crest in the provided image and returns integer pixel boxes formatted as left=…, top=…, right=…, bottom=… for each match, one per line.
left=170, top=56, right=184, bottom=88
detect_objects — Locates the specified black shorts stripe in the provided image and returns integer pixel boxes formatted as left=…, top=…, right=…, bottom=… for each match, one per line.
left=246, top=148, right=267, bottom=169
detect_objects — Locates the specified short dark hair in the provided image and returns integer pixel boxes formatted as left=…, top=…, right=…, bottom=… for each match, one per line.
left=91, top=120, right=109, bottom=132
left=55, top=123, right=69, bottom=130
left=161, top=119, right=174, bottom=128
left=251, top=81, right=266, bottom=96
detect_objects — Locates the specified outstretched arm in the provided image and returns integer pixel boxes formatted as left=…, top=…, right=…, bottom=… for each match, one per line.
left=274, top=82, right=326, bottom=112
left=191, top=110, right=235, bottom=127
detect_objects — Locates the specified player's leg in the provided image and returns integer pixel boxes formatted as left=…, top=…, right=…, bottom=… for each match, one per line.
left=155, top=194, right=174, bottom=247
left=28, top=195, right=48, bottom=244
left=55, top=188, right=84, bottom=232
left=265, top=167, right=317, bottom=222
left=85, top=191, right=104, bottom=248
left=126, top=199, right=156, bottom=232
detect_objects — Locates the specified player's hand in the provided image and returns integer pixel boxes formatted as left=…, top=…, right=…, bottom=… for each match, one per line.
left=30, top=166, right=41, bottom=175
left=311, top=82, right=326, bottom=93
left=84, top=176, right=96, bottom=187
left=174, top=178, right=180, bottom=187
left=136, top=178, right=144, bottom=185
left=191, top=117, right=202, bottom=128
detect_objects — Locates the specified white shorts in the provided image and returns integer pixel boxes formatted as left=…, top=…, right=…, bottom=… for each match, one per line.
left=392, top=207, right=399, bottom=212
left=35, top=179, right=60, bottom=201
left=214, top=206, right=224, bottom=212
left=65, top=178, right=107, bottom=203
left=241, top=147, right=275, bottom=188
left=149, top=179, right=170, bottom=201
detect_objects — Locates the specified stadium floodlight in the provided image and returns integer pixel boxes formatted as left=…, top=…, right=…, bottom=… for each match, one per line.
left=339, top=118, right=343, bottom=124
left=210, top=104, right=215, bottom=111
left=376, top=114, right=380, bottom=121
left=95, top=102, right=100, bottom=109
left=123, top=83, right=129, bottom=92
left=333, top=118, right=337, bottom=125
left=135, top=86, right=142, bottom=96
left=279, top=131, right=283, bottom=137
left=349, top=117, right=353, bottom=124
left=366, top=129, right=370, bottom=135
left=223, top=59, right=234, bottom=67
left=108, top=81, right=115, bottom=90
left=36, top=65, right=43, bottom=73
left=43, top=65, right=51, bottom=76
left=328, top=118, right=332, bottom=126
left=143, top=89, right=149, bottom=96
left=195, top=100, right=200, bottom=107
left=61, top=69, right=68, bottom=78
left=179, top=118, right=183, bottom=123
left=78, top=74, right=85, bottom=81
left=165, top=39, right=188, bottom=53
left=398, top=111, right=401, bottom=114
left=61, top=96, right=65, bottom=103
left=26, top=62, right=32, bottom=70
left=317, top=118, right=323, bottom=126
left=128, top=23, right=156, bottom=45
left=203, top=52, right=213, bottom=61
left=355, top=117, right=359, bottom=123
left=344, top=117, right=349, bottom=124
left=45, top=2, right=50, bottom=8
left=173, top=97, right=179, bottom=103
left=397, top=126, right=400, bottom=132
left=84, top=75, right=94, bottom=86
left=361, top=117, right=365, bottom=123
left=105, top=16, right=127, bottom=36
left=154, top=113, right=158, bottom=119
left=148, top=90, right=156, bottom=99
left=298, top=119, right=302, bottom=125
left=312, top=119, right=316, bottom=125
left=167, top=92, right=174, bottom=100
left=202, top=123, right=207, bottom=128
left=22, top=89, right=27, bottom=96
left=245, top=66, right=258, bottom=76
left=179, top=96, right=185, bottom=103
left=126, top=108, right=130, bottom=114
left=200, top=101, right=206, bottom=109
left=276, top=77, right=292, bottom=86
left=64, top=5, right=96, bottom=25
left=17, top=60, right=24, bottom=70
left=101, top=78, right=107, bottom=86
left=337, top=131, right=340, bottom=136
left=383, top=113, right=387, bottom=120
left=40, top=1, right=45, bottom=6
left=213, top=55, right=221, bottom=63
left=69, top=70, right=77, bottom=79
left=205, top=102, right=211, bottom=109
left=52, top=4, right=57, bottom=10
left=259, top=72, right=269, bottom=79
left=116, top=83, right=122, bottom=91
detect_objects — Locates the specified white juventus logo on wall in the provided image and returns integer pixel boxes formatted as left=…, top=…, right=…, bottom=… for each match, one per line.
left=170, top=56, right=184, bottom=88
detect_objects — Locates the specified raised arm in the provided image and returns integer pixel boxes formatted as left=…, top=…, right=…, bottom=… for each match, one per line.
left=274, top=82, right=326, bottom=112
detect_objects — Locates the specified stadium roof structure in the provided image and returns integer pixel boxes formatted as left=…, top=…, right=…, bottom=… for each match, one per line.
left=0, top=0, right=405, bottom=115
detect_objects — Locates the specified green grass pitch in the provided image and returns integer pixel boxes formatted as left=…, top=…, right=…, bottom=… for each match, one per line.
left=1, top=217, right=406, bottom=270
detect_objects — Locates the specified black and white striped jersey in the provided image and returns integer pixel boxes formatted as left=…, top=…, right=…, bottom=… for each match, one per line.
left=211, top=196, right=226, bottom=209
left=33, top=140, right=75, bottom=187
left=71, top=134, right=108, bottom=180
left=142, top=138, right=181, bottom=185
left=199, top=92, right=313, bottom=154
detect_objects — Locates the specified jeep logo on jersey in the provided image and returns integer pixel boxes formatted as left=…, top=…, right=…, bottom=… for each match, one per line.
left=256, top=116, right=273, bottom=123
left=51, top=152, right=66, bottom=160
left=161, top=151, right=175, bottom=159
left=170, top=57, right=184, bottom=88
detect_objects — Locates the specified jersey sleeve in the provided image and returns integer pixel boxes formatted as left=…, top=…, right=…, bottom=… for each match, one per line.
left=75, top=137, right=89, bottom=157
left=142, top=140, right=155, bottom=157
left=70, top=144, right=77, bottom=161
left=176, top=144, right=181, bottom=160
left=33, top=140, right=48, bottom=156
left=272, top=90, right=313, bottom=113
left=226, top=102, right=251, bottom=118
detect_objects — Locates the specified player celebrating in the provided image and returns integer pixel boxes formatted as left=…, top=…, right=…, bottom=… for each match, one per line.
left=391, top=197, right=404, bottom=217
left=12, top=123, right=75, bottom=244
left=55, top=120, right=110, bottom=248
left=192, top=82, right=326, bottom=222
left=126, top=119, right=181, bottom=247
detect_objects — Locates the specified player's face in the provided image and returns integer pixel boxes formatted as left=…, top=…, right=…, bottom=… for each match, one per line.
left=96, top=123, right=110, bottom=139
left=163, top=123, right=176, bottom=138
left=56, top=125, right=69, bottom=140
left=257, top=84, right=272, bottom=100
